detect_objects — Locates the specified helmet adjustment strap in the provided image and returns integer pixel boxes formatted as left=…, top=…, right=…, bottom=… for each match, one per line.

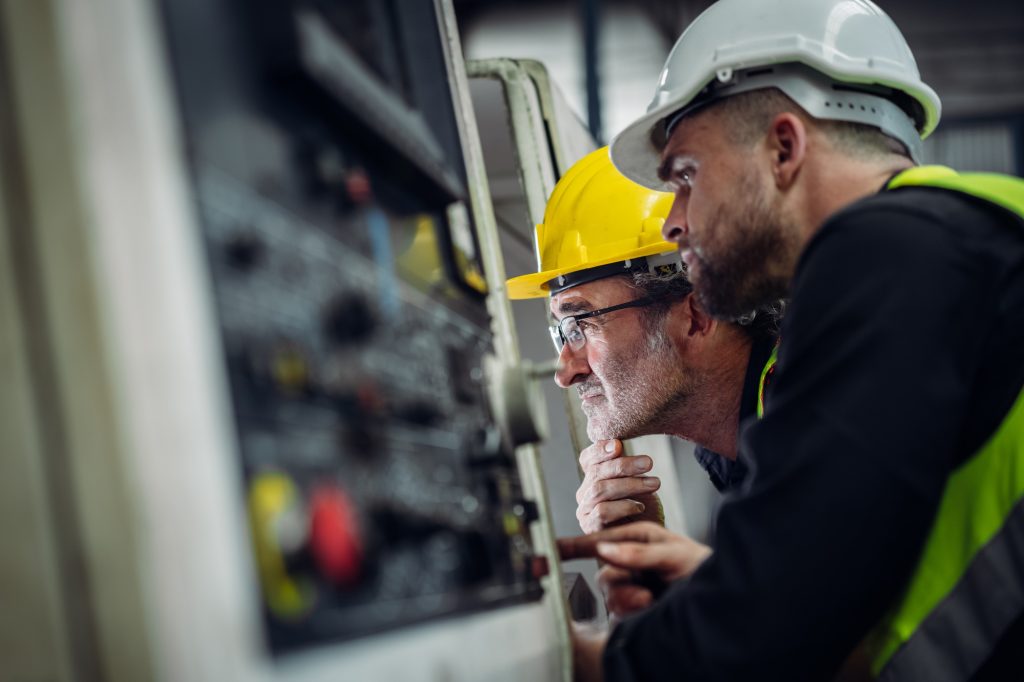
left=662, top=63, right=924, bottom=162
left=547, top=251, right=685, bottom=295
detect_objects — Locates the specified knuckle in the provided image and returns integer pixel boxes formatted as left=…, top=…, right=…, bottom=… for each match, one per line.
left=598, top=459, right=625, bottom=480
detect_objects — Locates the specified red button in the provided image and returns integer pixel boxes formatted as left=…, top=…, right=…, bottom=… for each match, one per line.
left=309, top=486, right=363, bottom=587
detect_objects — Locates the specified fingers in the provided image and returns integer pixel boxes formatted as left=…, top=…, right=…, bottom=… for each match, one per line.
left=605, top=584, right=654, bottom=619
left=576, top=476, right=661, bottom=533
left=596, top=537, right=711, bottom=581
left=578, top=439, right=622, bottom=469
left=577, top=473, right=660, bottom=506
left=588, top=455, right=654, bottom=490
left=577, top=499, right=647, bottom=534
left=596, top=564, right=633, bottom=592
left=569, top=622, right=609, bottom=682
left=576, top=442, right=658, bottom=533
left=557, top=521, right=672, bottom=560
left=597, top=565, right=654, bottom=618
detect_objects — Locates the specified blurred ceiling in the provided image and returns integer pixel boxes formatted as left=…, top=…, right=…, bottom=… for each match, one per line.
left=455, top=0, right=1024, bottom=125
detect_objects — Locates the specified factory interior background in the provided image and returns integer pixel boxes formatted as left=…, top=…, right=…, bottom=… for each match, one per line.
left=1, top=0, right=1021, bottom=680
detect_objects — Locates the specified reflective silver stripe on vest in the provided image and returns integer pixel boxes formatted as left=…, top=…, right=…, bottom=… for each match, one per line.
left=878, top=498, right=1024, bottom=681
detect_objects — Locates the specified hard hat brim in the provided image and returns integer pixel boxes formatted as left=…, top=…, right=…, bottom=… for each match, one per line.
left=505, top=242, right=679, bottom=300
left=610, top=67, right=942, bottom=191
left=609, top=104, right=680, bottom=191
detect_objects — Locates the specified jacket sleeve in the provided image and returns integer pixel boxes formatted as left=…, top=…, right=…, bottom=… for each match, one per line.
left=603, top=199, right=997, bottom=681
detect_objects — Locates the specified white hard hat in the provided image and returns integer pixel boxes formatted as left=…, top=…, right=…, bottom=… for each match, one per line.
left=610, top=0, right=942, bottom=190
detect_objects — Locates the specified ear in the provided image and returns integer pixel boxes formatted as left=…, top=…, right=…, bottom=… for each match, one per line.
left=766, top=112, right=806, bottom=190
left=684, top=293, right=716, bottom=338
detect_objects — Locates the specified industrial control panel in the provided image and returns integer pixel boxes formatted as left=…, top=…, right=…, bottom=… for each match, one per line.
left=160, top=0, right=544, bottom=653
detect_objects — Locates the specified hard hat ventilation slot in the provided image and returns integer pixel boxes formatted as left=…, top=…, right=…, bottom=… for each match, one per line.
left=832, top=83, right=925, bottom=131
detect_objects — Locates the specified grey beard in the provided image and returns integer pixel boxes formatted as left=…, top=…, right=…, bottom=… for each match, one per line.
left=581, top=329, right=695, bottom=442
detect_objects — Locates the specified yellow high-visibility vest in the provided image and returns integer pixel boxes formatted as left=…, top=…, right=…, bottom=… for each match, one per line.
left=863, top=165, right=1024, bottom=680
left=756, top=342, right=778, bottom=420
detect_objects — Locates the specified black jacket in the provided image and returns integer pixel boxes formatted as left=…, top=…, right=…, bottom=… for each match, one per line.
left=605, top=185, right=1024, bottom=681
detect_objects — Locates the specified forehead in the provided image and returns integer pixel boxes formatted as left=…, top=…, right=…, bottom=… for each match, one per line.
left=549, top=277, right=635, bottom=317
left=661, top=109, right=724, bottom=160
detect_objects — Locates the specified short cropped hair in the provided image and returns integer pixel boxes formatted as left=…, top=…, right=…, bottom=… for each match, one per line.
left=627, top=269, right=784, bottom=345
left=707, top=88, right=911, bottom=161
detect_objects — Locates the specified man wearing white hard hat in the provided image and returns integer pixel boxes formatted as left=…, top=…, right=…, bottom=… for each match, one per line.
left=559, top=0, right=1024, bottom=680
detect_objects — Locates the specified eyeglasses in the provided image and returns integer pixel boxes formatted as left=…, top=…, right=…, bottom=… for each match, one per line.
left=549, top=296, right=663, bottom=353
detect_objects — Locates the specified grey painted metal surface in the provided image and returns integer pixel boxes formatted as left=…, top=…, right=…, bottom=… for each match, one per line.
left=0, top=0, right=571, bottom=679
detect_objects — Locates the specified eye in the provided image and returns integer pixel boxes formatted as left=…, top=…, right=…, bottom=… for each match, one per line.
left=676, top=166, right=695, bottom=187
left=664, top=163, right=695, bottom=194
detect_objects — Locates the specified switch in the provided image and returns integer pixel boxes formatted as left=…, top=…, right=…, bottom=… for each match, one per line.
left=247, top=472, right=315, bottom=619
left=309, top=485, right=363, bottom=588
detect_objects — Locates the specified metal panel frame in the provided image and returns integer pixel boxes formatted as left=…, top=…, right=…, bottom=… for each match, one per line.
left=0, top=0, right=570, bottom=679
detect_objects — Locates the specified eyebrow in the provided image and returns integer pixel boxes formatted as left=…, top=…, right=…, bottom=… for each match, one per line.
left=657, top=155, right=677, bottom=183
left=555, top=299, right=594, bottom=317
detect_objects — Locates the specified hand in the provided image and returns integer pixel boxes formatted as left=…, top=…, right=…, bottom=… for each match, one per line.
left=559, top=522, right=712, bottom=619
left=570, top=620, right=608, bottom=682
left=576, top=439, right=663, bottom=533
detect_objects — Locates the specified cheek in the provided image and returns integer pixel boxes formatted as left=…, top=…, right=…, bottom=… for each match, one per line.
left=585, top=338, right=609, bottom=371
left=685, top=183, right=712, bottom=236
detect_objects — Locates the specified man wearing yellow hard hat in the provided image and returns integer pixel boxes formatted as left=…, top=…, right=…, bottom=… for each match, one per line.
left=506, top=146, right=781, bottom=540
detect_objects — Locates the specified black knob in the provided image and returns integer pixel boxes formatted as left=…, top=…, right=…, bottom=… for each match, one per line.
left=224, top=232, right=265, bottom=271
left=322, top=294, right=376, bottom=345
left=511, top=499, right=540, bottom=525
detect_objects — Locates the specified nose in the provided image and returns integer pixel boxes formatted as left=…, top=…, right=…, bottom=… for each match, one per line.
left=662, top=196, right=689, bottom=245
left=553, top=342, right=590, bottom=388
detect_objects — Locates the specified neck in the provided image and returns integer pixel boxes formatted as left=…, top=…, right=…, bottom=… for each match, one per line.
left=798, top=152, right=914, bottom=247
left=667, top=336, right=751, bottom=460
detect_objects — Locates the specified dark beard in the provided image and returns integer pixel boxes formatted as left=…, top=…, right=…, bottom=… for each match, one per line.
left=693, top=192, right=793, bottom=320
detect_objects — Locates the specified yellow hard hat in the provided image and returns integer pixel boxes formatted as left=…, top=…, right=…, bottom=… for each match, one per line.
left=506, top=147, right=678, bottom=300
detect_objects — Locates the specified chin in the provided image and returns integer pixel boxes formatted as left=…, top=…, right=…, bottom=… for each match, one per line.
left=585, top=420, right=613, bottom=442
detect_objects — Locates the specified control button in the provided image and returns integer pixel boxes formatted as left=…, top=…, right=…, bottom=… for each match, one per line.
left=502, top=512, right=523, bottom=536
left=247, top=473, right=315, bottom=619
left=322, top=294, right=376, bottom=345
left=344, top=168, right=372, bottom=205
left=465, top=426, right=510, bottom=468
left=511, top=499, right=540, bottom=525
left=309, top=485, right=363, bottom=588
left=271, top=341, right=310, bottom=395
left=224, top=232, right=265, bottom=271
left=396, top=400, right=441, bottom=426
